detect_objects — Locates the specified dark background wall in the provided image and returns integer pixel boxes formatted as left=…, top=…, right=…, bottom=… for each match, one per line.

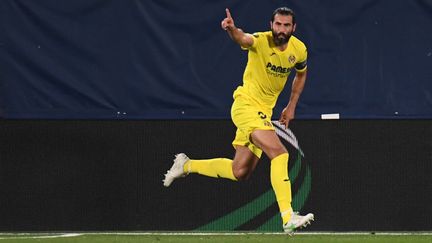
left=0, top=120, right=430, bottom=231
left=1, top=0, right=432, bottom=119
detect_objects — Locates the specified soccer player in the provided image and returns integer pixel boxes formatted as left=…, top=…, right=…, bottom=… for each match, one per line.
left=163, top=7, right=314, bottom=234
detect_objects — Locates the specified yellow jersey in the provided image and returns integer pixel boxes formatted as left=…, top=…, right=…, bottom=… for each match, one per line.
left=233, top=31, right=307, bottom=111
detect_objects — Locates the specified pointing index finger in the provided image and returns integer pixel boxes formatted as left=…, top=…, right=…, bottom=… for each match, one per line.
left=225, top=8, right=232, bottom=19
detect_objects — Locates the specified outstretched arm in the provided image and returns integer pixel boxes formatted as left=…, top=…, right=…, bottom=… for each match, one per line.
left=279, top=70, right=307, bottom=128
left=221, top=8, right=254, bottom=48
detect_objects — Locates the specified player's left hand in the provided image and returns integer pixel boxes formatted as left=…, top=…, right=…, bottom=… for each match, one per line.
left=279, top=106, right=295, bottom=129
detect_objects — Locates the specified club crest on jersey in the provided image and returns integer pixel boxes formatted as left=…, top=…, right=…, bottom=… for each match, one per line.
left=288, top=55, right=296, bottom=64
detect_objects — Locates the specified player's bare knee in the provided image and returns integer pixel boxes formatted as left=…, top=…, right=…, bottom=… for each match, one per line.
left=266, top=146, right=287, bottom=160
left=233, top=167, right=251, bottom=181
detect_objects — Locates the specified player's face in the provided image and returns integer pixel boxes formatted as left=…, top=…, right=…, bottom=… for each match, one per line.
left=271, top=14, right=296, bottom=46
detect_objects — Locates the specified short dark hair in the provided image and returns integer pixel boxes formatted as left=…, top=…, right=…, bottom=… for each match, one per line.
left=271, top=7, right=296, bottom=24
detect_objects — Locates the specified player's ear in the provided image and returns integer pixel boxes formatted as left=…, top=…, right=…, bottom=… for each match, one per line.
left=269, top=21, right=273, bottom=29
left=293, top=23, right=297, bottom=32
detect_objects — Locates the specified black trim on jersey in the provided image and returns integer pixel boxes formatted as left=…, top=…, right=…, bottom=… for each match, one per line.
left=295, top=60, right=307, bottom=70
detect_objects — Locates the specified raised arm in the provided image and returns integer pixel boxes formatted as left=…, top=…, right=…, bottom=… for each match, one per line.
left=221, top=8, right=254, bottom=48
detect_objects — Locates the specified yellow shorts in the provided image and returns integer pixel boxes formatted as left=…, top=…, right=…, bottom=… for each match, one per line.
left=231, top=95, right=274, bottom=158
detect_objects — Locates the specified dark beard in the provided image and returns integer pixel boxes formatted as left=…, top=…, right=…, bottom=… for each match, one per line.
left=272, top=31, right=291, bottom=46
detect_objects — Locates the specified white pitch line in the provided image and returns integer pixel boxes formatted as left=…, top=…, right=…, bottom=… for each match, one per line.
left=0, top=233, right=82, bottom=240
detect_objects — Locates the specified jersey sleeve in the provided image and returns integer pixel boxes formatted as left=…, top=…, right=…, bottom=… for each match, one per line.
left=295, top=47, right=308, bottom=72
left=241, top=32, right=261, bottom=50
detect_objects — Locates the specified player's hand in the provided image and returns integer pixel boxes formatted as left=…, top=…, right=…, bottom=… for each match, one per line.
left=221, top=8, right=235, bottom=31
left=279, top=106, right=295, bottom=129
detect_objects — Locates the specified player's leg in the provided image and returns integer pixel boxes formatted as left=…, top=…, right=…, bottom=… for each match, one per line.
left=251, top=130, right=292, bottom=221
left=177, top=97, right=261, bottom=182
left=184, top=144, right=259, bottom=181
left=163, top=96, right=262, bottom=186
left=251, top=129, right=313, bottom=233
left=183, top=155, right=237, bottom=181
left=163, top=144, right=259, bottom=187
left=231, top=145, right=260, bottom=181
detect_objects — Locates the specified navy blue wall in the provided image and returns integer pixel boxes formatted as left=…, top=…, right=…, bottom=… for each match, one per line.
left=1, top=0, right=431, bottom=119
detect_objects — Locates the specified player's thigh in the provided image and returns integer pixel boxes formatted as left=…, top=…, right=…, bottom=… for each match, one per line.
left=251, top=129, right=287, bottom=159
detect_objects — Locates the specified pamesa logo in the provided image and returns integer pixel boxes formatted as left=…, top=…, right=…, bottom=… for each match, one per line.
left=196, top=121, right=312, bottom=232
